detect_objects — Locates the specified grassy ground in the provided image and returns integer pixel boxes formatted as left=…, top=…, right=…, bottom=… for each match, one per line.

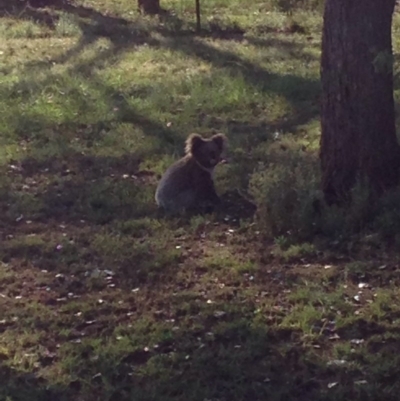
left=1, top=1, right=400, bottom=400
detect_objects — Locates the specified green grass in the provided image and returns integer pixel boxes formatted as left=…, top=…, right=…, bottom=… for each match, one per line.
left=1, top=0, right=400, bottom=400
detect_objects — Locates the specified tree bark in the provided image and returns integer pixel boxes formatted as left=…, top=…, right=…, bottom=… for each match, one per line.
left=320, top=0, right=400, bottom=205
left=138, top=0, right=160, bottom=15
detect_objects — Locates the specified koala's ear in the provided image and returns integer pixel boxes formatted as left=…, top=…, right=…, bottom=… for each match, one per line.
left=185, top=133, right=204, bottom=155
left=211, top=133, right=227, bottom=152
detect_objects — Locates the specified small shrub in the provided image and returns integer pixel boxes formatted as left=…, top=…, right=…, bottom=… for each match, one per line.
left=274, top=235, right=292, bottom=250
left=319, top=181, right=374, bottom=238
left=319, top=180, right=400, bottom=240
left=272, top=242, right=316, bottom=262
left=248, top=139, right=400, bottom=243
left=249, top=140, right=320, bottom=240
left=373, top=187, right=400, bottom=240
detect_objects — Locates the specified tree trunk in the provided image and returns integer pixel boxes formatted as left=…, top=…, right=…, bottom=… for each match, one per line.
left=138, top=0, right=160, bottom=15
left=195, top=0, right=201, bottom=32
left=320, top=0, right=400, bottom=205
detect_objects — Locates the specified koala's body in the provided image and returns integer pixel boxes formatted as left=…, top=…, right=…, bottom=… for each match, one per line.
left=155, top=133, right=227, bottom=213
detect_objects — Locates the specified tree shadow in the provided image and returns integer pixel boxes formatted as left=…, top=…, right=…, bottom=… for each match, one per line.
left=1, top=2, right=321, bottom=243
left=0, top=0, right=59, bottom=27
left=161, top=35, right=319, bottom=101
left=0, top=0, right=322, bottom=242
left=4, top=0, right=320, bottom=108
left=3, top=298, right=400, bottom=401
left=2, top=151, right=159, bottom=226
left=0, top=0, right=133, bottom=29
left=245, top=35, right=320, bottom=62
left=0, top=364, right=73, bottom=401
left=0, top=323, right=304, bottom=401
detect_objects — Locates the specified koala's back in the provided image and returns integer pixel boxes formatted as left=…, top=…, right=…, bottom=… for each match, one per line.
left=155, top=156, right=200, bottom=211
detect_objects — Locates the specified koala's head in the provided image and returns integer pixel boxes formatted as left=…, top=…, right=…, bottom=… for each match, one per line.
left=185, top=133, right=227, bottom=170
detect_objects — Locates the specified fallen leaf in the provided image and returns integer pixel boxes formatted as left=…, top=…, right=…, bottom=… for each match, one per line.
left=354, top=380, right=368, bottom=385
left=327, top=359, right=346, bottom=366
left=213, top=311, right=226, bottom=318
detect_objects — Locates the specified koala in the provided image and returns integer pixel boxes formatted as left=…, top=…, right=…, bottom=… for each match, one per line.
left=138, top=0, right=160, bottom=14
left=155, top=133, right=227, bottom=213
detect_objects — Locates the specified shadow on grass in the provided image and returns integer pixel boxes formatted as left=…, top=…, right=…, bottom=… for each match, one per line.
left=0, top=0, right=321, bottom=246
left=0, top=2, right=321, bottom=269
left=160, top=35, right=320, bottom=133
left=2, top=305, right=400, bottom=401
left=0, top=0, right=59, bottom=27
left=5, top=1, right=320, bottom=94
left=7, top=34, right=319, bottom=154
left=0, top=364, right=73, bottom=401
left=3, top=0, right=320, bottom=145
left=0, top=325, right=302, bottom=401
left=1, top=151, right=160, bottom=228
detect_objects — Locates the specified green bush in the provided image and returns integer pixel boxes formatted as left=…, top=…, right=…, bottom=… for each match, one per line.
left=248, top=139, right=399, bottom=242
left=373, top=187, right=400, bottom=240
left=249, top=140, right=320, bottom=240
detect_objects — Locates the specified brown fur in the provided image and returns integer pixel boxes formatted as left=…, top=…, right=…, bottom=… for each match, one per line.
left=155, top=133, right=227, bottom=212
